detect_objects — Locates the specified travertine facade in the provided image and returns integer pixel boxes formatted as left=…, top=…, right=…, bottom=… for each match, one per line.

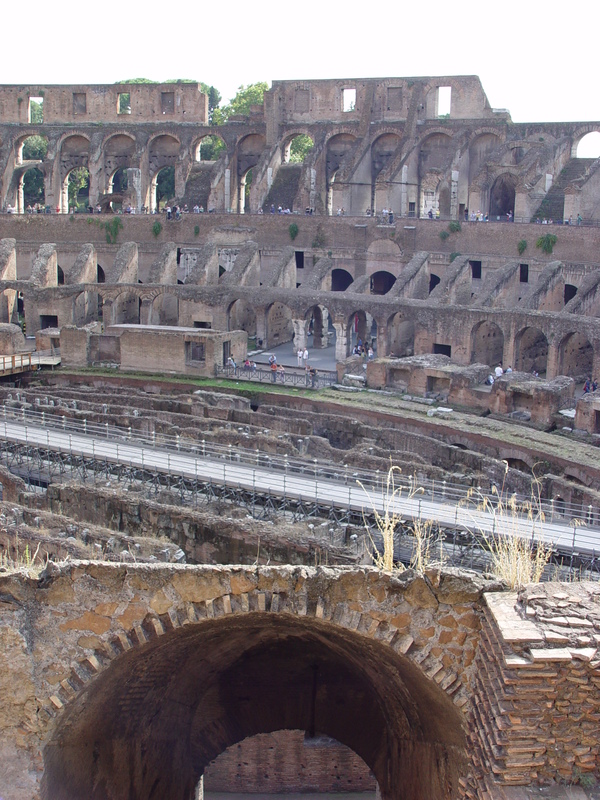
left=1, top=77, right=599, bottom=218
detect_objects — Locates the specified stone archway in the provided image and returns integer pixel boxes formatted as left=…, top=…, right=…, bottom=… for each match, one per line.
left=470, top=320, right=504, bottom=366
left=515, top=326, right=548, bottom=375
left=40, top=573, right=468, bottom=800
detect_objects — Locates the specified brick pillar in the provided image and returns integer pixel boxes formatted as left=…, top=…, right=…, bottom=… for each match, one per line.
left=592, top=342, right=600, bottom=382
left=376, top=324, right=389, bottom=357
left=546, top=342, right=560, bottom=379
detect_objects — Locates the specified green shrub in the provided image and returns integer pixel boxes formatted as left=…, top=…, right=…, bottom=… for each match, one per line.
left=194, top=225, right=200, bottom=237
left=439, top=230, right=450, bottom=241
left=536, top=233, right=557, bottom=255
left=448, top=220, right=461, bottom=233
left=449, top=252, right=461, bottom=263
left=103, top=217, right=123, bottom=244
left=152, top=221, right=162, bottom=238
left=518, top=239, right=527, bottom=255
left=288, top=222, right=299, bottom=241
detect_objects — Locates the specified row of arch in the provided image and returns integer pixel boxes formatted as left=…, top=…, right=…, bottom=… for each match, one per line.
left=35, top=284, right=596, bottom=380
left=8, top=125, right=600, bottom=216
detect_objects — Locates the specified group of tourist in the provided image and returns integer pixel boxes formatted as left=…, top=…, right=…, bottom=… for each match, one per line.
left=352, top=339, right=374, bottom=359
left=583, top=378, right=598, bottom=393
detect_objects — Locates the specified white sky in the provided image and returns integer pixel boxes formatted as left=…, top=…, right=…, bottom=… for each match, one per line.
left=2, top=0, right=598, bottom=126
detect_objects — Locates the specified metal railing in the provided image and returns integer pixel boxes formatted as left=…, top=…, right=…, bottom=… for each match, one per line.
left=0, top=350, right=60, bottom=374
left=1, top=402, right=599, bottom=542
left=215, top=365, right=337, bottom=388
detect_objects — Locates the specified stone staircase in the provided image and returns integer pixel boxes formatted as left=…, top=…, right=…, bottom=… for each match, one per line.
left=533, top=158, right=594, bottom=221
left=262, top=163, right=302, bottom=211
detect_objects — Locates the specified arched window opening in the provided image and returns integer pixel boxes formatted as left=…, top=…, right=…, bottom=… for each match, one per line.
left=564, top=284, right=577, bottom=305
left=576, top=131, right=600, bottom=158
left=370, top=270, right=396, bottom=295
left=20, top=134, right=48, bottom=164
left=284, top=134, right=314, bottom=164
left=429, top=273, right=441, bottom=293
left=57, top=266, right=65, bottom=286
left=489, top=175, right=516, bottom=219
left=22, top=167, right=45, bottom=210
left=67, top=167, right=90, bottom=213
left=97, top=265, right=105, bottom=283
left=153, top=166, right=175, bottom=212
left=196, top=135, right=226, bottom=161
left=331, top=269, right=353, bottom=292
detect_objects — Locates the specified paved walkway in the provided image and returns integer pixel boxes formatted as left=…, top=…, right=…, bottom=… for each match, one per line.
left=0, top=417, right=596, bottom=555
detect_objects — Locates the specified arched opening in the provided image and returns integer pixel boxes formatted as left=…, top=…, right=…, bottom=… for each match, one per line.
left=41, top=614, right=466, bottom=800
left=21, top=166, right=45, bottom=211
left=152, top=166, right=175, bottom=212
left=348, top=310, right=377, bottom=355
left=489, top=174, right=516, bottom=219
left=387, top=312, right=415, bottom=358
left=470, top=321, right=504, bottom=367
left=103, top=134, right=136, bottom=210
left=59, top=135, right=90, bottom=213
left=266, top=301, right=293, bottom=348
left=515, top=326, right=548, bottom=375
left=108, top=168, right=128, bottom=212
left=97, top=265, right=105, bottom=283
left=505, top=457, right=531, bottom=473
left=240, top=167, right=252, bottom=214
left=326, top=134, right=357, bottom=215
left=558, top=332, right=593, bottom=381
left=152, top=293, right=179, bottom=326
left=18, top=133, right=48, bottom=165
left=283, top=134, right=314, bottom=164
left=67, top=167, right=90, bottom=213
left=564, top=284, right=577, bottom=305
left=331, top=268, right=354, bottom=292
left=237, top=134, right=266, bottom=213
left=57, top=266, right=65, bottom=286
left=305, top=304, right=335, bottom=350
left=112, top=291, right=140, bottom=325
left=429, top=273, right=441, bottom=293
left=575, top=131, right=600, bottom=158
left=195, top=135, right=226, bottom=162
left=371, top=133, right=401, bottom=211
left=228, top=299, right=257, bottom=348
left=468, top=133, right=501, bottom=183
left=370, top=270, right=396, bottom=295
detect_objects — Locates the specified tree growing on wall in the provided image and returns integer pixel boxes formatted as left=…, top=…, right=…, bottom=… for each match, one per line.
left=212, top=82, right=269, bottom=124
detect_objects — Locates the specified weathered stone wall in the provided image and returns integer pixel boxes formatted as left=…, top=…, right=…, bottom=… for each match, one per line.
left=0, top=564, right=597, bottom=800
left=203, top=730, right=376, bottom=793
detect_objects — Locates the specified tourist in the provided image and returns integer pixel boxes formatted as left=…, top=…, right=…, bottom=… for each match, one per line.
left=270, top=360, right=277, bottom=382
left=297, top=348, right=303, bottom=367
left=278, top=364, right=285, bottom=383
left=583, top=379, right=591, bottom=393
left=268, top=353, right=277, bottom=367
left=302, top=347, right=309, bottom=366
left=494, top=364, right=503, bottom=378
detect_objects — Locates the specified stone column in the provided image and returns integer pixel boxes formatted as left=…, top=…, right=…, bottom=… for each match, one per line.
left=545, top=342, right=560, bottom=379
left=292, top=317, right=308, bottom=351
left=102, top=298, right=115, bottom=327
left=127, top=168, right=143, bottom=214
left=376, top=322, right=389, bottom=357
left=503, top=327, right=516, bottom=372
left=334, top=320, right=349, bottom=361
left=255, top=307, right=267, bottom=349
left=195, top=776, right=204, bottom=800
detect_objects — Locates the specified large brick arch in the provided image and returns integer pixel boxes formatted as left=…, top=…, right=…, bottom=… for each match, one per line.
left=30, top=564, right=486, bottom=800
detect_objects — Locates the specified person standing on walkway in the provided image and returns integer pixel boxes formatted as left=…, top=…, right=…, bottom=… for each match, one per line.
left=297, top=348, right=303, bottom=367
left=303, top=347, right=309, bottom=367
